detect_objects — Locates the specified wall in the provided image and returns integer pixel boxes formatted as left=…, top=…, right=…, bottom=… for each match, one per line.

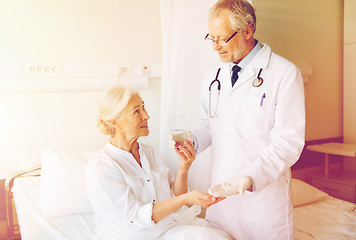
left=0, top=0, right=162, bottom=178
left=0, top=0, right=345, bottom=178
left=254, top=0, right=344, bottom=141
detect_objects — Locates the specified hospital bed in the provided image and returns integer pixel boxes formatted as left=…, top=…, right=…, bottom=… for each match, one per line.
left=5, top=148, right=356, bottom=240
left=292, top=178, right=356, bottom=239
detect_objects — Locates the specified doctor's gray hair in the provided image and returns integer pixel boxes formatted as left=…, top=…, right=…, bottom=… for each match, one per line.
left=97, top=86, right=137, bottom=138
left=209, top=0, right=256, bottom=34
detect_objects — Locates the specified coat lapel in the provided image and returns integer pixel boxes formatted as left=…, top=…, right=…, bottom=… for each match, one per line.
left=233, top=43, right=272, bottom=89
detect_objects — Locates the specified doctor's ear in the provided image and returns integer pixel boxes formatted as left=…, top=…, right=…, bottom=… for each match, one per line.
left=244, top=24, right=254, bottom=40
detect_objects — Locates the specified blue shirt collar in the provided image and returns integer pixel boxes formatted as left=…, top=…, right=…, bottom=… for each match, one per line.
left=230, top=40, right=262, bottom=73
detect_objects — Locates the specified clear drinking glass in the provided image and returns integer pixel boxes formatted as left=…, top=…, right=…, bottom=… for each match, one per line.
left=169, top=114, right=191, bottom=149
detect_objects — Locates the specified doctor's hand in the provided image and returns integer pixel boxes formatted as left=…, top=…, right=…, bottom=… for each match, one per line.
left=208, top=175, right=253, bottom=198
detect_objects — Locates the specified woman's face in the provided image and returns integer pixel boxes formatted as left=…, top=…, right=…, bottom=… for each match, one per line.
left=116, top=94, right=150, bottom=140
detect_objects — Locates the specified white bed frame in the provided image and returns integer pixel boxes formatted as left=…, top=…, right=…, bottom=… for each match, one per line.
left=5, top=166, right=41, bottom=240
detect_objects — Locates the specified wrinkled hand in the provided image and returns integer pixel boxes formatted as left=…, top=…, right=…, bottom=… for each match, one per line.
left=187, top=190, right=225, bottom=208
left=175, top=140, right=196, bottom=170
left=208, top=175, right=253, bottom=198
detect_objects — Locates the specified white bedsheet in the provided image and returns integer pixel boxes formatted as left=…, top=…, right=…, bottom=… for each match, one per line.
left=294, top=196, right=356, bottom=240
left=12, top=176, right=356, bottom=240
left=12, top=177, right=95, bottom=240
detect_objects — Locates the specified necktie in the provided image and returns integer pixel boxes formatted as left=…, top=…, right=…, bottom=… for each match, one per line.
left=231, top=65, right=241, bottom=87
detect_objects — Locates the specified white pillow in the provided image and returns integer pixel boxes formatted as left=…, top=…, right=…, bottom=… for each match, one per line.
left=40, top=148, right=98, bottom=218
left=291, top=178, right=328, bottom=207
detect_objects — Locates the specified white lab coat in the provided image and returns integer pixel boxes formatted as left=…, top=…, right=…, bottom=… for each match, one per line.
left=193, top=43, right=305, bottom=240
left=87, top=142, right=232, bottom=240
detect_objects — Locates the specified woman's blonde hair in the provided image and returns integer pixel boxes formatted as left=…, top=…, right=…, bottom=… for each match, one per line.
left=97, top=86, right=137, bottom=138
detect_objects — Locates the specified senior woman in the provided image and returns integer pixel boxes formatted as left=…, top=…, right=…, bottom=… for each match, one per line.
left=87, top=86, right=232, bottom=240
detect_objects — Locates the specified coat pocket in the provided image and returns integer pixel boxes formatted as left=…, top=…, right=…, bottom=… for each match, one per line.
left=236, top=94, right=272, bottom=137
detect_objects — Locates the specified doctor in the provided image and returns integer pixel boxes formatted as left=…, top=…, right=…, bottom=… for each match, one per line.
left=191, top=0, right=305, bottom=239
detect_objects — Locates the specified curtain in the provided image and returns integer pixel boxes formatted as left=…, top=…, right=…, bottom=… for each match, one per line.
left=159, top=0, right=219, bottom=192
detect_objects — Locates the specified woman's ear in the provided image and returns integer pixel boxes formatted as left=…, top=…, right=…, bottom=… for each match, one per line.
left=110, top=119, right=118, bottom=126
left=110, top=119, right=124, bottom=132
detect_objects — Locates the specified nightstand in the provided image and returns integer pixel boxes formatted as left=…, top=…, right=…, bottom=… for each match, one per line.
left=307, top=142, right=356, bottom=203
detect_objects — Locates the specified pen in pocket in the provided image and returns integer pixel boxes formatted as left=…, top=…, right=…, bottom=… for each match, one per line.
left=260, top=93, right=266, bottom=107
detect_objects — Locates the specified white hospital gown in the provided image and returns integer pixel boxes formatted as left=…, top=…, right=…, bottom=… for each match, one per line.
left=86, top=142, right=232, bottom=240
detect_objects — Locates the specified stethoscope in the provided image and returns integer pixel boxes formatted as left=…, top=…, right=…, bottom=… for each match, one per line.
left=208, top=67, right=264, bottom=118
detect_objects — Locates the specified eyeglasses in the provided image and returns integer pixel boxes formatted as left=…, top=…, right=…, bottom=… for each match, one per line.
left=205, top=31, right=238, bottom=46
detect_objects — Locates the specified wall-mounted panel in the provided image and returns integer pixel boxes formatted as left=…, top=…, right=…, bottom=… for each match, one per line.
left=0, top=63, right=161, bottom=91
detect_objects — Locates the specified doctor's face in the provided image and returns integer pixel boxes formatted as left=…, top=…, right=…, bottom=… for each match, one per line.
left=116, top=94, right=150, bottom=140
left=208, top=9, right=248, bottom=64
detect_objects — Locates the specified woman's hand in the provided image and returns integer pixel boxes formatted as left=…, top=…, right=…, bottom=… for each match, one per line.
left=175, top=140, right=196, bottom=171
left=186, top=190, right=225, bottom=208
left=152, top=190, right=225, bottom=223
left=173, top=140, right=196, bottom=196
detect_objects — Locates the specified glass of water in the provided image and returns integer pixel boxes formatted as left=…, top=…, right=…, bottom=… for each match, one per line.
left=169, top=114, right=191, bottom=149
